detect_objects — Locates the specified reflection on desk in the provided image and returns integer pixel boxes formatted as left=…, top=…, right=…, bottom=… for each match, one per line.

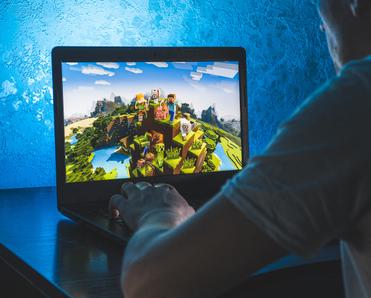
left=0, top=187, right=124, bottom=297
left=54, top=220, right=123, bottom=297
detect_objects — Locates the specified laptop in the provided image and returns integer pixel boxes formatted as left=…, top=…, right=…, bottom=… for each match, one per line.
left=52, top=47, right=249, bottom=244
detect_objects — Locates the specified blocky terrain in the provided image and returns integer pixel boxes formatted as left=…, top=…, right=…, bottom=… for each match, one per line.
left=65, top=94, right=242, bottom=182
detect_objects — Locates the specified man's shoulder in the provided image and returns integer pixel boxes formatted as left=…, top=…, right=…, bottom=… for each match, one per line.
left=284, top=57, right=371, bottom=140
left=341, top=56, right=371, bottom=80
left=313, top=57, right=371, bottom=105
left=332, top=57, right=371, bottom=105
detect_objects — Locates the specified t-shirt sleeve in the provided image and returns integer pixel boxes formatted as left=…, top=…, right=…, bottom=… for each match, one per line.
left=221, top=66, right=371, bottom=257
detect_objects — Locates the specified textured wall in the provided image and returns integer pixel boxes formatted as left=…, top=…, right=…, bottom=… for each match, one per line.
left=0, top=0, right=333, bottom=189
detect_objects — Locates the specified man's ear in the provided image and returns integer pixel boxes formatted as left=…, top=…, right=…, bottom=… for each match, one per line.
left=349, top=0, right=370, bottom=17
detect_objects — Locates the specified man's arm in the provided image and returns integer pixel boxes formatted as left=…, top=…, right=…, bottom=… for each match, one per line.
left=118, top=190, right=287, bottom=298
left=112, top=66, right=371, bottom=297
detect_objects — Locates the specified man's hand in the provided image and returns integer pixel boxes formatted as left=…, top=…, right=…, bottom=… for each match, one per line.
left=108, top=182, right=195, bottom=231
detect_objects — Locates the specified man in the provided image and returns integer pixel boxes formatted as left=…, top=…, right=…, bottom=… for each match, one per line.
left=109, top=1, right=371, bottom=297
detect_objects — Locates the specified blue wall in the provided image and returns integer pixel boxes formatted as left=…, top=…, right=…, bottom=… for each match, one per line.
left=0, top=0, right=333, bottom=189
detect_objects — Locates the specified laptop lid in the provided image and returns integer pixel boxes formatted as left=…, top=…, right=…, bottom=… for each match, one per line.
left=52, top=47, right=248, bottom=207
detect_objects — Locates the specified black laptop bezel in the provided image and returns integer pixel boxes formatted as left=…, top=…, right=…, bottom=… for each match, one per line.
left=52, top=46, right=248, bottom=210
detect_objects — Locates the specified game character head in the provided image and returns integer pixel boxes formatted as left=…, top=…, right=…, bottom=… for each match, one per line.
left=136, top=93, right=145, bottom=102
left=151, top=89, right=160, bottom=102
left=155, top=143, right=165, bottom=153
left=145, top=152, right=155, bottom=163
left=137, top=159, right=146, bottom=169
left=167, top=94, right=176, bottom=103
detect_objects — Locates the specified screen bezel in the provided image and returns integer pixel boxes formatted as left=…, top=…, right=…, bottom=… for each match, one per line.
left=52, top=47, right=248, bottom=206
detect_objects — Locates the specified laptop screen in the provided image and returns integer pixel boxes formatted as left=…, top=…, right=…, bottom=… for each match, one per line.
left=62, top=61, right=243, bottom=183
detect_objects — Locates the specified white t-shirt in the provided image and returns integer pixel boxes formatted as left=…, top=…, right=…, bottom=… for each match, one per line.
left=222, top=57, right=371, bottom=297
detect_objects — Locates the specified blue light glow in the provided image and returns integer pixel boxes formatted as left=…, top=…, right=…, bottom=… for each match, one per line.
left=0, top=0, right=333, bottom=189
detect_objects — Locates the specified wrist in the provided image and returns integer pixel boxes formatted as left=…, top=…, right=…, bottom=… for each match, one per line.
left=137, top=208, right=187, bottom=230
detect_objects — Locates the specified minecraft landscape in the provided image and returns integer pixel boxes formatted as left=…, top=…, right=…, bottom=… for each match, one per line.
left=63, top=61, right=242, bottom=183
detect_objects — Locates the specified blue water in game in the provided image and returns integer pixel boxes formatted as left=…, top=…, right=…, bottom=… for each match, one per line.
left=91, top=146, right=131, bottom=179
left=214, top=142, right=236, bottom=171
left=70, top=135, right=77, bottom=145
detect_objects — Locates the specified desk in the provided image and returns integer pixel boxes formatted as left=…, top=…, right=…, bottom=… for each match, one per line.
left=0, top=187, right=343, bottom=297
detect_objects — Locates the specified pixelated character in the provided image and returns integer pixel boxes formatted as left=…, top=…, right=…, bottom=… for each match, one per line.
left=155, top=100, right=169, bottom=120
left=137, top=159, right=146, bottom=169
left=145, top=164, right=155, bottom=176
left=155, top=143, right=165, bottom=168
left=142, top=145, right=150, bottom=157
left=180, top=114, right=192, bottom=141
left=151, top=89, right=160, bottom=103
left=145, top=152, right=155, bottom=163
left=134, top=93, right=148, bottom=122
left=167, top=94, right=177, bottom=123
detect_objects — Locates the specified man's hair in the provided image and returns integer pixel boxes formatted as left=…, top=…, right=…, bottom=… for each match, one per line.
left=167, top=94, right=176, bottom=99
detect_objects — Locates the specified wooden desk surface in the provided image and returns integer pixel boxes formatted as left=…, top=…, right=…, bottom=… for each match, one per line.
left=0, top=187, right=123, bottom=297
left=0, top=187, right=342, bottom=298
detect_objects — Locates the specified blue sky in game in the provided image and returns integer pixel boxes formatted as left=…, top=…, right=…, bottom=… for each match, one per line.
left=62, top=61, right=240, bottom=120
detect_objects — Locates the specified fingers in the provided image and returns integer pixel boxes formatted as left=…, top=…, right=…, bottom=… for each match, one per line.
left=108, top=194, right=126, bottom=219
left=121, top=182, right=140, bottom=199
left=154, top=183, right=174, bottom=190
left=136, top=181, right=152, bottom=190
left=121, top=181, right=154, bottom=199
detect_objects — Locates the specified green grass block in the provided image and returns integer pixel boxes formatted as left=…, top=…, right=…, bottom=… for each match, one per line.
left=210, top=153, right=222, bottom=170
left=181, top=167, right=195, bottom=174
left=138, top=167, right=147, bottom=177
left=153, top=160, right=164, bottom=172
left=220, top=137, right=242, bottom=169
left=131, top=168, right=139, bottom=178
left=194, top=130, right=204, bottom=140
left=104, top=168, right=118, bottom=180
left=155, top=118, right=180, bottom=127
left=88, top=153, right=94, bottom=163
left=189, top=143, right=206, bottom=157
left=173, top=131, right=195, bottom=146
left=164, top=157, right=182, bottom=169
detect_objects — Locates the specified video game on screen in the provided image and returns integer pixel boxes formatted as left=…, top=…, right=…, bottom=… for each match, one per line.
left=62, top=61, right=243, bottom=183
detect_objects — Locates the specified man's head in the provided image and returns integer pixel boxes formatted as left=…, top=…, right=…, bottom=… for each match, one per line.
left=317, top=0, right=371, bottom=72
